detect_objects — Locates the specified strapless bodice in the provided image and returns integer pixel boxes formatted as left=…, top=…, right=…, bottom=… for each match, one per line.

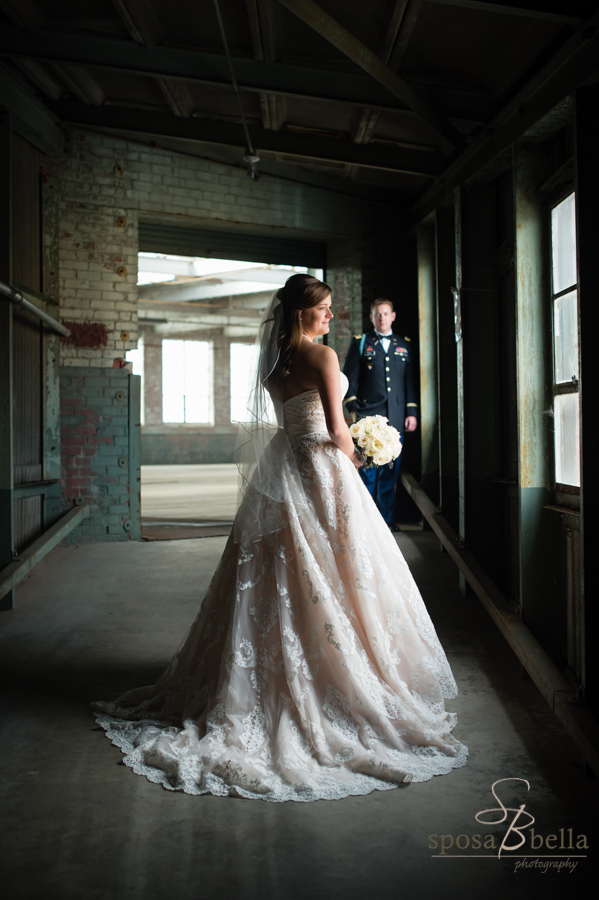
left=283, top=372, right=349, bottom=439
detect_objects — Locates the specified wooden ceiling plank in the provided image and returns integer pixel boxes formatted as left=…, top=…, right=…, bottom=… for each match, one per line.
left=276, top=0, right=466, bottom=150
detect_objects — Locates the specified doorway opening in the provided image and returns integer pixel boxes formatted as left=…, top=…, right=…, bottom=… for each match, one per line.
left=129, top=251, right=324, bottom=540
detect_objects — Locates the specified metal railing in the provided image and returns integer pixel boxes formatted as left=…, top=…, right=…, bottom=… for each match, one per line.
left=0, top=280, right=71, bottom=337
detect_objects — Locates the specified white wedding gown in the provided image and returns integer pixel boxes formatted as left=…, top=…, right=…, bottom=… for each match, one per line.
left=92, top=372, right=468, bottom=801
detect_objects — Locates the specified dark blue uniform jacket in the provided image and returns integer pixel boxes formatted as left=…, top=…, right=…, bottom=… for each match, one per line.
left=342, top=330, right=419, bottom=434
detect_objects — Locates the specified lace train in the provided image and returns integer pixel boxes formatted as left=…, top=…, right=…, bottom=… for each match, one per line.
left=93, top=379, right=468, bottom=802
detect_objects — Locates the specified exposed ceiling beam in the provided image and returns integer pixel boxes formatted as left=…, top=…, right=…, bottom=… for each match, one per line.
left=143, top=321, right=259, bottom=337
left=110, top=0, right=194, bottom=119
left=257, top=0, right=283, bottom=62
left=388, top=0, right=422, bottom=71
left=276, top=0, right=466, bottom=150
left=51, top=65, right=105, bottom=106
left=426, top=0, right=584, bottom=25
left=351, top=0, right=416, bottom=178
left=141, top=280, right=277, bottom=301
left=244, top=0, right=266, bottom=60
left=0, top=0, right=44, bottom=29
left=139, top=300, right=264, bottom=320
left=0, top=64, right=63, bottom=155
left=410, top=8, right=599, bottom=223
left=46, top=100, right=447, bottom=177
left=139, top=289, right=273, bottom=311
left=244, top=0, right=285, bottom=131
left=139, top=260, right=291, bottom=283
left=13, top=59, right=63, bottom=101
left=0, top=26, right=494, bottom=124
left=377, top=0, right=411, bottom=63
left=244, top=0, right=270, bottom=128
left=110, top=0, right=163, bottom=45
left=156, top=78, right=194, bottom=117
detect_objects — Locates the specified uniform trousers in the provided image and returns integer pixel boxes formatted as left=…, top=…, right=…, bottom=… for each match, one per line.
left=359, top=434, right=403, bottom=525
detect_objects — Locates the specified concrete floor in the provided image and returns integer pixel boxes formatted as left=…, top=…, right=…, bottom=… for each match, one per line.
left=0, top=532, right=597, bottom=900
left=141, top=464, right=237, bottom=523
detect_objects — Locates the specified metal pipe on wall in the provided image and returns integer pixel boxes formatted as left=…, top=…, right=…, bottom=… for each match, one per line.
left=0, top=280, right=70, bottom=337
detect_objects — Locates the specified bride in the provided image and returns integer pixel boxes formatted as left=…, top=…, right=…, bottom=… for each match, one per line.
left=92, top=273, right=468, bottom=802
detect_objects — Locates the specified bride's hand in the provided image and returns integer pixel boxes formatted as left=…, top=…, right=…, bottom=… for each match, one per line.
left=351, top=451, right=363, bottom=468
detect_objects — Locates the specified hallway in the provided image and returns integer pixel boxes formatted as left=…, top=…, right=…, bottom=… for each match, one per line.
left=1, top=4, right=599, bottom=894
left=0, top=531, right=595, bottom=900
left=141, top=464, right=237, bottom=539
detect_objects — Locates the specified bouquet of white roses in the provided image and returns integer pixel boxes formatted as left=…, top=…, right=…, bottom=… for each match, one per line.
left=349, top=415, right=402, bottom=468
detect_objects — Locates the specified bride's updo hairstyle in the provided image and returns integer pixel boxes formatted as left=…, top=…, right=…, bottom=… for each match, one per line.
left=274, top=273, right=331, bottom=378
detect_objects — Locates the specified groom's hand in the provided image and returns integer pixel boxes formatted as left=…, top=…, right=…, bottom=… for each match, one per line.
left=404, top=416, right=418, bottom=433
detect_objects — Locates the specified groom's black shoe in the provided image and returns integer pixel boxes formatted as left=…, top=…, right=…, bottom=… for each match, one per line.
left=388, top=523, right=402, bottom=533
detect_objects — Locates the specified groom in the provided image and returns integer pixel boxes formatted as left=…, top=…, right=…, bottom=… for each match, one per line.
left=342, top=298, right=418, bottom=532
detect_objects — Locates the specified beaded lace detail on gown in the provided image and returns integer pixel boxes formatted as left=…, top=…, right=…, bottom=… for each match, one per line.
left=92, top=372, right=468, bottom=802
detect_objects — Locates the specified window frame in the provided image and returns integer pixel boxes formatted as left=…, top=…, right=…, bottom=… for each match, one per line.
left=161, top=338, right=214, bottom=426
left=548, top=187, right=580, bottom=495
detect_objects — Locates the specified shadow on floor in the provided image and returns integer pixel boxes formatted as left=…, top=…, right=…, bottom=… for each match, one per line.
left=0, top=532, right=597, bottom=900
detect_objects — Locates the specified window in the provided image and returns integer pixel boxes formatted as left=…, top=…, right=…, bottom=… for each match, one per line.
left=125, top=336, right=144, bottom=425
left=550, top=193, right=580, bottom=488
left=162, top=340, right=213, bottom=424
left=230, top=342, right=259, bottom=423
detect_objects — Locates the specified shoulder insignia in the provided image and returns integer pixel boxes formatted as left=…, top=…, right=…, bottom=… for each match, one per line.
left=404, top=335, right=411, bottom=341
left=353, top=334, right=362, bottom=340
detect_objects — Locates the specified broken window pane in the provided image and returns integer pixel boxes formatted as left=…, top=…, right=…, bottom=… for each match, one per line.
left=554, top=392, right=580, bottom=487
left=551, top=193, right=577, bottom=294
left=553, top=289, right=579, bottom=384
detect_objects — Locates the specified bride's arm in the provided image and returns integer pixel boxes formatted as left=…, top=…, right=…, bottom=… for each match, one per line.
left=313, top=346, right=362, bottom=466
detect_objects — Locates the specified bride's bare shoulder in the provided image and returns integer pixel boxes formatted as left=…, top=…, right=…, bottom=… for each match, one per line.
left=300, top=341, right=339, bottom=369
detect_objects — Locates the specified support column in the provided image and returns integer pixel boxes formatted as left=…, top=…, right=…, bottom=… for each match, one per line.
left=143, top=334, right=163, bottom=425
left=575, top=87, right=599, bottom=716
left=213, top=330, right=231, bottom=428
left=513, top=141, right=552, bottom=618
left=326, top=238, right=362, bottom=364
left=416, top=223, right=439, bottom=504
left=0, top=111, right=14, bottom=609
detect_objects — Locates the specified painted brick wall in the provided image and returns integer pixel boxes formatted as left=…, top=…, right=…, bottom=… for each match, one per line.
left=60, top=366, right=136, bottom=542
left=52, top=129, right=394, bottom=369
left=327, top=238, right=364, bottom=362
left=47, top=130, right=406, bottom=537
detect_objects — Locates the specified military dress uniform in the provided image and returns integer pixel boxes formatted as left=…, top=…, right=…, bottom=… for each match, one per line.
left=342, top=330, right=419, bottom=526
